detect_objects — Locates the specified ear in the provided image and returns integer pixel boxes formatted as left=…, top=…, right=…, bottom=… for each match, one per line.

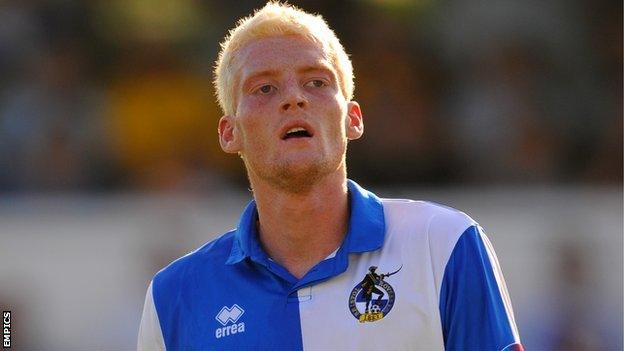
left=345, top=101, right=364, bottom=140
left=218, top=115, right=242, bottom=153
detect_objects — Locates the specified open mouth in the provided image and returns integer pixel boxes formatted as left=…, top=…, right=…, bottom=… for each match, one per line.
left=283, top=127, right=312, bottom=140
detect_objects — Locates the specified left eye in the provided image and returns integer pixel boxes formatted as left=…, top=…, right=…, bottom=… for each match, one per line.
left=305, top=79, right=326, bottom=88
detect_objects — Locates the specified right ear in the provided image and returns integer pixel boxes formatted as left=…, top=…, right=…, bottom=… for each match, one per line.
left=218, top=115, right=242, bottom=154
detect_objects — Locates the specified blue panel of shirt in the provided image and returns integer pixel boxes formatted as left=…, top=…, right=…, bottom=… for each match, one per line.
left=439, top=226, right=517, bottom=351
left=152, top=232, right=304, bottom=350
left=151, top=179, right=386, bottom=350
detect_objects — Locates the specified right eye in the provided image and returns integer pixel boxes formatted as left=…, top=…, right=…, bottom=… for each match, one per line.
left=257, top=84, right=274, bottom=94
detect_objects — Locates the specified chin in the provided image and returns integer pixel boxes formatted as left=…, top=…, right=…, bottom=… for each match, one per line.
left=258, top=156, right=341, bottom=194
left=274, top=162, right=326, bottom=193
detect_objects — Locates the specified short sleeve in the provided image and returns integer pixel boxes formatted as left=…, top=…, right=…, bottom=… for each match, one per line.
left=138, top=281, right=166, bottom=351
left=439, top=226, right=523, bottom=351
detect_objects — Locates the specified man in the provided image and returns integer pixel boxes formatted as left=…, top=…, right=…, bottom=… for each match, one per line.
left=360, top=266, right=386, bottom=314
left=138, top=2, right=523, bottom=350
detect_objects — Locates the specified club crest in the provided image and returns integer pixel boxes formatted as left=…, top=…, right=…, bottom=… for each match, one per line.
left=348, top=265, right=401, bottom=323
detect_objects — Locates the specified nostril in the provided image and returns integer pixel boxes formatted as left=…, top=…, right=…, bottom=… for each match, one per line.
left=281, top=100, right=305, bottom=111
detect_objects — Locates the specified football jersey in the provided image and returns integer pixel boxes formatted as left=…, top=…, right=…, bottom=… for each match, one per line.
left=138, top=180, right=523, bottom=350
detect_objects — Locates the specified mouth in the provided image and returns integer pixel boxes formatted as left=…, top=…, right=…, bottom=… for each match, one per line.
left=281, top=124, right=314, bottom=140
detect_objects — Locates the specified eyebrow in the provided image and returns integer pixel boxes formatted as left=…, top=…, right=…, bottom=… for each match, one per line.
left=298, top=64, right=339, bottom=84
left=298, top=64, right=335, bottom=76
left=241, top=63, right=336, bottom=91
left=240, top=69, right=280, bottom=92
left=245, top=69, right=280, bottom=81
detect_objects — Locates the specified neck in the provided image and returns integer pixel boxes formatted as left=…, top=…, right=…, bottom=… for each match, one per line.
left=250, top=170, right=349, bottom=279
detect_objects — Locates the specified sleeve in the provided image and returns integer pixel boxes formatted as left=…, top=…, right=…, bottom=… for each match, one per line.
left=439, top=225, right=523, bottom=351
left=138, top=281, right=166, bottom=351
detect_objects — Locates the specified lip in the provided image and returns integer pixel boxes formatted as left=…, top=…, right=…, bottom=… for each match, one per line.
left=279, top=120, right=315, bottom=140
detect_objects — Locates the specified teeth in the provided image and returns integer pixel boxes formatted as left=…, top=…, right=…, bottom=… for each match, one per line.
left=287, top=127, right=306, bottom=134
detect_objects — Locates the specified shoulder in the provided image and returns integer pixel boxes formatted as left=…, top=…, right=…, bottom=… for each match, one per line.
left=152, top=230, right=236, bottom=293
left=380, top=198, right=483, bottom=295
left=381, top=198, right=476, bottom=237
left=380, top=198, right=478, bottom=260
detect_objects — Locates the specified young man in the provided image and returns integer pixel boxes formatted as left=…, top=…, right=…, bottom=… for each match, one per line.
left=138, top=3, right=523, bottom=350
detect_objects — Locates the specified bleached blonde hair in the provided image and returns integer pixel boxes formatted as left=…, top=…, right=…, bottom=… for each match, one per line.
left=214, top=2, right=354, bottom=116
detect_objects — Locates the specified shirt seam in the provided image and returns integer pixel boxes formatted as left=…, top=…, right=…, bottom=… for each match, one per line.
left=501, top=341, right=523, bottom=351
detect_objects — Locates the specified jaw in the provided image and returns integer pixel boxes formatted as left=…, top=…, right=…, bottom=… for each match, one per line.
left=244, top=147, right=346, bottom=195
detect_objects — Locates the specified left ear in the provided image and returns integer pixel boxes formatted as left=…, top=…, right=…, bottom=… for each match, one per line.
left=345, top=101, right=364, bottom=140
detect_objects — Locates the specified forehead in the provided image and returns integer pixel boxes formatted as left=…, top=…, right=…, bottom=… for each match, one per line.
left=236, top=36, right=334, bottom=81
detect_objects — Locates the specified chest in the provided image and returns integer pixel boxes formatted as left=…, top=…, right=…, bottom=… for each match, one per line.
left=165, top=251, right=445, bottom=351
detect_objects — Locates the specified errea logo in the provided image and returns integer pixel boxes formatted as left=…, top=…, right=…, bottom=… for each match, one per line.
left=215, top=304, right=245, bottom=339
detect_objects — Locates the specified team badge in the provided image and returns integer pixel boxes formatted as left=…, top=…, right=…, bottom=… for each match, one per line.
left=348, top=265, right=402, bottom=323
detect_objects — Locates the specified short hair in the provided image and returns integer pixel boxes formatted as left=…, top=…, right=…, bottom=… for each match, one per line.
left=214, top=1, right=354, bottom=116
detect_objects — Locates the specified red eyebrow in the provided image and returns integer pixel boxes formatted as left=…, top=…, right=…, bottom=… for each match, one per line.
left=245, top=69, right=280, bottom=81
left=298, top=64, right=335, bottom=76
left=241, top=69, right=280, bottom=91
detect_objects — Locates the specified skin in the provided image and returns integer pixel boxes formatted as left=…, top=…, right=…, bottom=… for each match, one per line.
left=218, top=35, right=364, bottom=278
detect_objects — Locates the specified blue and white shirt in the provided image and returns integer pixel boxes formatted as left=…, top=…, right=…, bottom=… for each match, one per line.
left=138, top=180, right=523, bottom=350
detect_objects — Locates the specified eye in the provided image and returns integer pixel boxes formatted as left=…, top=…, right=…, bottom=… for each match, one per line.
left=304, top=79, right=327, bottom=88
left=256, top=84, right=274, bottom=94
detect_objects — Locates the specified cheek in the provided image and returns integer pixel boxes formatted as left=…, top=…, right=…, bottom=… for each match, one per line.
left=322, top=111, right=349, bottom=146
left=333, top=105, right=349, bottom=135
left=238, top=98, right=270, bottom=128
left=236, top=117, right=272, bottom=150
left=238, top=96, right=266, bottom=119
left=248, top=95, right=271, bottom=110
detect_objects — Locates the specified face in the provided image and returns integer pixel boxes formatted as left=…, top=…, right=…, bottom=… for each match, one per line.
left=218, top=35, right=363, bottom=192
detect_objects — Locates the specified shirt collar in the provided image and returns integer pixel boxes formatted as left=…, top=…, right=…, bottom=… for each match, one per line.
left=226, top=179, right=385, bottom=265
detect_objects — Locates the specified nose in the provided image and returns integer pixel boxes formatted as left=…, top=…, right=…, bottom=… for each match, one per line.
left=281, top=100, right=306, bottom=111
left=280, top=86, right=307, bottom=112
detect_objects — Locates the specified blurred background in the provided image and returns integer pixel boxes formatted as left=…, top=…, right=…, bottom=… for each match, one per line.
left=0, top=0, right=621, bottom=350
